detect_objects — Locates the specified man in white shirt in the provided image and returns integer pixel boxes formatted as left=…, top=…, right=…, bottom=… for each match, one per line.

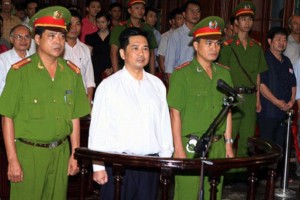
left=0, top=24, right=31, bottom=95
left=284, top=15, right=300, bottom=65
left=64, top=8, right=95, bottom=102
left=88, top=27, right=173, bottom=200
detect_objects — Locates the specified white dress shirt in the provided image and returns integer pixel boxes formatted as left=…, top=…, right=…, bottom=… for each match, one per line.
left=88, top=67, right=174, bottom=171
left=0, top=48, right=30, bottom=95
left=284, top=34, right=300, bottom=65
left=64, top=39, right=95, bottom=92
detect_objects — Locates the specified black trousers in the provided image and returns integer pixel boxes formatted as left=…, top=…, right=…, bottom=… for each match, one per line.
left=100, top=166, right=159, bottom=200
left=258, top=115, right=287, bottom=151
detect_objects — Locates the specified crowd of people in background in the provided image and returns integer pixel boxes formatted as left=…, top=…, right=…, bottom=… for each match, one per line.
left=0, top=0, right=300, bottom=199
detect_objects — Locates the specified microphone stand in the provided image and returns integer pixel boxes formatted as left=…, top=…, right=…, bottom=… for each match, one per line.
left=194, top=96, right=237, bottom=200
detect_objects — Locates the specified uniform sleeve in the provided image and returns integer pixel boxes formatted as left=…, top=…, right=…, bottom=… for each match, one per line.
left=72, top=74, right=90, bottom=119
left=0, top=69, right=22, bottom=118
left=258, top=47, right=268, bottom=74
left=167, top=70, right=186, bottom=111
left=109, top=25, right=123, bottom=47
left=145, top=26, right=158, bottom=49
left=88, top=80, right=110, bottom=171
left=218, top=45, right=231, bottom=66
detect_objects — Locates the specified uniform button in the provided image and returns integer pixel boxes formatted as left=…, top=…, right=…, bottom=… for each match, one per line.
left=33, top=99, right=38, bottom=103
left=53, top=99, right=56, bottom=103
left=56, top=117, right=59, bottom=120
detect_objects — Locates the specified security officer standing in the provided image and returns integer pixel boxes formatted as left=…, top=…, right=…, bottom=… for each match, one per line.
left=168, top=16, right=234, bottom=200
left=0, top=6, right=90, bottom=200
left=218, top=1, right=268, bottom=158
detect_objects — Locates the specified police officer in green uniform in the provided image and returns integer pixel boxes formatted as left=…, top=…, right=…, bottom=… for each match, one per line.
left=168, top=16, right=235, bottom=200
left=0, top=6, right=90, bottom=200
left=110, top=0, right=157, bottom=74
left=218, top=1, right=268, bottom=158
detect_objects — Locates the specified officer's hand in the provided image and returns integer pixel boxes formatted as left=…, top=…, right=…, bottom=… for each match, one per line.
left=8, top=159, right=23, bottom=183
left=225, top=143, right=235, bottom=158
left=68, top=156, right=79, bottom=176
left=93, top=170, right=108, bottom=185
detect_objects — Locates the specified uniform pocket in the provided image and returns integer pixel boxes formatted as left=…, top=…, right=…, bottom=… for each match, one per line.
left=24, top=95, right=47, bottom=119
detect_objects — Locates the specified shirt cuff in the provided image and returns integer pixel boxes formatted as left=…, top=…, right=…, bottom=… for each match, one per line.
left=93, top=164, right=105, bottom=171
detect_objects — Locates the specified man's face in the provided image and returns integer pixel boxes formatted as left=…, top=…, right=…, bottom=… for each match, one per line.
left=86, top=1, right=101, bottom=17
left=35, top=29, right=65, bottom=58
left=290, top=16, right=300, bottom=35
left=268, top=34, right=287, bottom=54
left=144, top=10, right=157, bottom=27
left=128, top=3, right=145, bottom=20
left=120, top=35, right=149, bottom=70
left=67, top=16, right=81, bottom=39
left=193, top=39, right=221, bottom=63
left=235, top=15, right=253, bottom=33
left=183, top=3, right=201, bottom=26
left=110, top=6, right=122, bottom=21
left=10, top=26, right=31, bottom=52
left=174, top=14, right=184, bottom=28
left=27, top=2, right=38, bottom=18
left=1, top=0, right=13, bottom=13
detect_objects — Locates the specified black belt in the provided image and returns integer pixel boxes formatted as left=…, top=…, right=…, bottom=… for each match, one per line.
left=18, top=137, right=67, bottom=149
left=235, top=87, right=257, bottom=94
left=186, top=134, right=223, bottom=143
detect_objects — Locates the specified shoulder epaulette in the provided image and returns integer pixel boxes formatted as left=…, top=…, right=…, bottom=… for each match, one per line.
left=216, top=62, right=231, bottom=70
left=251, top=38, right=261, bottom=46
left=12, top=58, right=31, bottom=70
left=223, top=39, right=233, bottom=46
left=67, top=60, right=81, bottom=74
left=175, top=62, right=190, bottom=70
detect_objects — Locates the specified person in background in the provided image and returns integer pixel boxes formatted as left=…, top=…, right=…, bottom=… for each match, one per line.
left=258, top=27, right=296, bottom=155
left=0, top=24, right=31, bottom=96
left=218, top=1, right=268, bottom=159
left=0, top=15, right=10, bottom=51
left=144, top=6, right=161, bottom=72
left=167, top=16, right=234, bottom=200
left=22, top=0, right=38, bottom=27
left=109, top=2, right=122, bottom=29
left=109, top=0, right=157, bottom=75
left=89, top=27, right=173, bottom=200
left=157, top=7, right=184, bottom=73
left=164, top=0, right=201, bottom=80
left=0, top=6, right=90, bottom=199
left=64, top=8, right=95, bottom=103
left=80, top=0, right=101, bottom=43
left=85, top=12, right=112, bottom=86
left=14, top=3, right=27, bottom=23
left=0, top=0, right=21, bottom=46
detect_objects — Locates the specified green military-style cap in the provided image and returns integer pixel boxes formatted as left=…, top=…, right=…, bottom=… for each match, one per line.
left=29, top=6, right=71, bottom=32
left=232, top=1, right=256, bottom=18
left=189, top=16, right=225, bottom=40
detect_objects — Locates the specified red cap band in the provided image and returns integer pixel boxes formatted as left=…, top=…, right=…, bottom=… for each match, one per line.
left=33, top=16, right=66, bottom=29
left=193, top=26, right=221, bottom=38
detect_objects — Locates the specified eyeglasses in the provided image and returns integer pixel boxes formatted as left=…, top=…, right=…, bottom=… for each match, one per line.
left=12, top=34, right=31, bottom=41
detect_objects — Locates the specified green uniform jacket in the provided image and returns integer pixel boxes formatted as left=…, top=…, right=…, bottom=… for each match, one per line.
left=167, top=58, right=233, bottom=137
left=0, top=53, right=90, bottom=142
left=109, top=19, right=158, bottom=49
left=218, top=35, right=268, bottom=87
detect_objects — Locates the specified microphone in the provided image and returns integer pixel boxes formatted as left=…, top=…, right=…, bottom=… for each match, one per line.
left=217, top=79, right=244, bottom=100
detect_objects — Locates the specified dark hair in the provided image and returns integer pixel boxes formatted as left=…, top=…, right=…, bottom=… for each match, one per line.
left=182, top=0, right=201, bottom=12
left=15, top=3, right=26, bottom=11
left=96, top=11, right=110, bottom=22
left=119, top=27, right=148, bottom=50
left=69, top=7, right=82, bottom=21
left=267, top=27, right=288, bottom=40
left=10, top=24, right=31, bottom=36
left=0, top=15, right=3, bottom=23
left=109, top=2, right=122, bottom=11
left=169, top=7, right=183, bottom=21
left=86, top=0, right=101, bottom=7
left=144, top=6, right=157, bottom=17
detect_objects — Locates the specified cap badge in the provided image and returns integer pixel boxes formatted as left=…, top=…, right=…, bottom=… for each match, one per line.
left=244, top=4, right=251, bottom=10
left=53, top=11, right=63, bottom=19
left=209, top=21, right=218, bottom=29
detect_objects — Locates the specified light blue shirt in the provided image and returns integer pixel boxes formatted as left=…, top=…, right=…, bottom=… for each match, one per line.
left=164, top=23, right=194, bottom=73
left=157, top=29, right=173, bottom=57
left=293, top=58, right=300, bottom=100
